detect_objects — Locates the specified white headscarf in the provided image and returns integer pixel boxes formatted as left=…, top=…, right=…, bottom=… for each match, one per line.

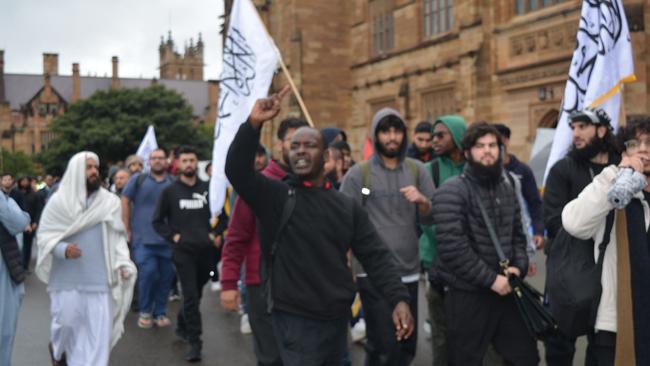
left=35, top=151, right=136, bottom=347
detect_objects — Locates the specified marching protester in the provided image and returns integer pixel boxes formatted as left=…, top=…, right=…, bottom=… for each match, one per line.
left=152, top=146, right=217, bottom=362
left=340, top=107, right=434, bottom=366
left=419, top=115, right=467, bottom=366
left=406, top=121, right=435, bottom=163
left=560, top=115, right=650, bottom=366
left=121, top=148, right=174, bottom=329
left=35, top=151, right=136, bottom=366
left=225, top=86, right=414, bottom=366
left=125, top=155, right=144, bottom=175
left=0, top=178, right=31, bottom=366
left=221, top=117, right=307, bottom=365
left=543, top=108, right=620, bottom=365
left=433, top=122, right=538, bottom=366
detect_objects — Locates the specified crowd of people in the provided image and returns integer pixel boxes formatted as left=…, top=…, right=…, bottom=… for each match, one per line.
left=1, top=85, right=650, bottom=366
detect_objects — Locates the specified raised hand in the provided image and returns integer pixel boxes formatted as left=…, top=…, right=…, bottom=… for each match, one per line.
left=248, top=85, right=292, bottom=130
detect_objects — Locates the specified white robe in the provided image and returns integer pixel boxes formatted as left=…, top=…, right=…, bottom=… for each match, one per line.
left=36, top=152, right=137, bottom=356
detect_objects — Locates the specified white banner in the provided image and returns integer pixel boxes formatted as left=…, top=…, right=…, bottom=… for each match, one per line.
left=136, top=125, right=158, bottom=172
left=544, top=0, right=635, bottom=183
left=209, top=0, right=280, bottom=216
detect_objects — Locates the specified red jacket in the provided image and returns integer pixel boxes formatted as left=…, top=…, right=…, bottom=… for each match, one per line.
left=220, top=160, right=287, bottom=290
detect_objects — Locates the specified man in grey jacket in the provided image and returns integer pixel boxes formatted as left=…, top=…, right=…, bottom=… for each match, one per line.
left=341, top=107, right=434, bottom=366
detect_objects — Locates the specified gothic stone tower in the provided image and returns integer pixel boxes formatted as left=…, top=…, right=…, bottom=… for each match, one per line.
left=159, top=31, right=204, bottom=81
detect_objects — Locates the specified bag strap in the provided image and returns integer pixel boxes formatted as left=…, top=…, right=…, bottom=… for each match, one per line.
left=589, top=210, right=615, bottom=326
left=404, top=158, right=420, bottom=185
left=468, top=178, right=509, bottom=271
left=266, top=188, right=297, bottom=313
left=430, top=159, right=440, bottom=188
left=359, top=161, right=371, bottom=206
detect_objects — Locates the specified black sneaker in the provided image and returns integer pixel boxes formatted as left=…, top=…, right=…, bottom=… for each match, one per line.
left=185, top=342, right=202, bottom=362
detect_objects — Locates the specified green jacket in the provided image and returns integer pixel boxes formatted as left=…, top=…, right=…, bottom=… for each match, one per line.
left=419, top=115, right=466, bottom=268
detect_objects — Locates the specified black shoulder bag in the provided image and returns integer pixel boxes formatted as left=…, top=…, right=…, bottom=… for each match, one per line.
left=474, top=186, right=558, bottom=340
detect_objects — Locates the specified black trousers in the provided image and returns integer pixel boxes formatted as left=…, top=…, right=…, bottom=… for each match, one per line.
left=585, top=331, right=616, bottom=366
left=248, top=285, right=283, bottom=366
left=445, top=289, right=539, bottom=366
left=358, top=277, right=418, bottom=366
left=544, top=330, right=576, bottom=366
left=272, top=310, right=348, bottom=366
left=172, top=245, right=217, bottom=344
left=21, top=230, right=34, bottom=270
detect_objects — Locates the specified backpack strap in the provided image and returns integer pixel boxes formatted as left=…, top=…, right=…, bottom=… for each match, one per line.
left=359, top=161, right=371, bottom=206
left=404, top=158, right=420, bottom=185
left=266, top=188, right=297, bottom=313
left=135, top=173, right=147, bottom=190
left=430, top=159, right=440, bottom=188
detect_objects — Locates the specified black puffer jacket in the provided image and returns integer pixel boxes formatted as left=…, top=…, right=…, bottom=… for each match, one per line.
left=543, top=154, right=620, bottom=249
left=431, top=164, right=528, bottom=291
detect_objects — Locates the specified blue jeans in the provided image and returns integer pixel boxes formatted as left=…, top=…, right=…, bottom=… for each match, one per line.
left=133, top=243, right=174, bottom=317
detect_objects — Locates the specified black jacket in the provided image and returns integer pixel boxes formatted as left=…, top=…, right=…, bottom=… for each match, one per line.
left=543, top=154, right=620, bottom=245
left=225, top=121, right=410, bottom=320
left=152, top=179, right=212, bottom=248
left=432, top=164, right=529, bottom=291
left=406, top=143, right=435, bottom=163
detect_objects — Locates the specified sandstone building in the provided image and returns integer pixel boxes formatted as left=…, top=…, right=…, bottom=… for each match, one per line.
left=241, top=0, right=649, bottom=161
left=0, top=32, right=219, bottom=155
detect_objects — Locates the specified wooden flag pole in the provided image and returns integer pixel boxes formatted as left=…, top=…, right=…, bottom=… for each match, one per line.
left=278, top=58, right=315, bottom=128
left=249, top=2, right=315, bottom=127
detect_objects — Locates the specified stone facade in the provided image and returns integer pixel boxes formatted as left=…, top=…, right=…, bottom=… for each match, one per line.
left=254, top=0, right=650, bottom=161
left=0, top=32, right=219, bottom=155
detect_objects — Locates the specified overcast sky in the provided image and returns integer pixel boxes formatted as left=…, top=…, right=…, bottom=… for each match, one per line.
left=0, top=0, right=224, bottom=80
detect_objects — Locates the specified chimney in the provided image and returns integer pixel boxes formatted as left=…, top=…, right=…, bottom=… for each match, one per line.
left=0, top=50, right=5, bottom=102
left=43, top=53, right=59, bottom=76
left=111, top=56, right=120, bottom=89
left=72, top=63, right=80, bottom=102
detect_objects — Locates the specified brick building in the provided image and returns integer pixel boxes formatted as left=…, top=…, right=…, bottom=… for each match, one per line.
left=0, top=32, right=219, bottom=155
left=244, top=0, right=649, bottom=161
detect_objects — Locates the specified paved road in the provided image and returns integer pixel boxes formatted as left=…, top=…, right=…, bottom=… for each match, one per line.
left=12, top=253, right=586, bottom=365
left=12, top=272, right=432, bottom=365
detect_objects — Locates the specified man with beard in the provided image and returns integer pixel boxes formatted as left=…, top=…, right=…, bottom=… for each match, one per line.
left=121, top=148, right=174, bottom=329
left=36, top=152, right=136, bottom=366
left=152, top=146, right=217, bottom=362
left=560, top=116, right=650, bottom=366
left=406, top=121, right=436, bottom=163
left=433, top=122, right=537, bottom=365
left=221, top=117, right=308, bottom=365
left=543, top=108, right=620, bottom=365
left=340, top=108, right=434, bottom=366
left=419, top=115, right=466, bottom=366
left=226, top=87, right=413, bottom=366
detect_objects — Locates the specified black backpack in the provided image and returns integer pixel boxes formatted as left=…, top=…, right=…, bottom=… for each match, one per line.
left=545, top=211, right=615, bottom=338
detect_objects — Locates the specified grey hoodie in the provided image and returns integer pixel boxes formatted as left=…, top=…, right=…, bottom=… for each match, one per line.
left=340, top=108, right=435, bottom=278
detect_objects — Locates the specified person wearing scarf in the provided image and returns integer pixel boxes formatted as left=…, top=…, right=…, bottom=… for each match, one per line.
left=36, top=151, right=136, bottom=366
left=562, top=116, right=650, bottom=365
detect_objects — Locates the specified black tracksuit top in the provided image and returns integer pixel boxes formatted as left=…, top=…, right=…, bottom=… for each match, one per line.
left=225, top=121, right=410, bottom=320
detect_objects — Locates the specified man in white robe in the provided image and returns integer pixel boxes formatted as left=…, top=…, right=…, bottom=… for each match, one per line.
left=36, top=151, right=136, bottom=366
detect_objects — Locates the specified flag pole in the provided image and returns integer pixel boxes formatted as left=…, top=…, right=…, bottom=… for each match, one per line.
left=250, top=3, right=315, bottom=127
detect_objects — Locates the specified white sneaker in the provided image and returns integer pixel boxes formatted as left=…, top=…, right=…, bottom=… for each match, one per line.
left=351, top=319, right=366, bottom=343
left=423, top=320, right=432, bottom=340
left=240, top=314, right=252, bottom=335
left=210, top=282, right=222, bottom=292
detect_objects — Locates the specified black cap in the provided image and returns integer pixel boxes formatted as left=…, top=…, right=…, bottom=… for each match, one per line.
left=569, top=108, right=612, bottom=129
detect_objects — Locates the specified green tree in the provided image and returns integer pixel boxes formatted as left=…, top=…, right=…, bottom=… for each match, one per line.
left=39, top=85, right=211, bottom=175
left=0, top=149, right=38, bottom=177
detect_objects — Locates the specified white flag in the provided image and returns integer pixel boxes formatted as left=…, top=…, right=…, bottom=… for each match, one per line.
left=544, top=0, right=635, bottom=183
left=136, top=125, right=158, bottom=172
left=209, top=0, right=280, bottom=216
